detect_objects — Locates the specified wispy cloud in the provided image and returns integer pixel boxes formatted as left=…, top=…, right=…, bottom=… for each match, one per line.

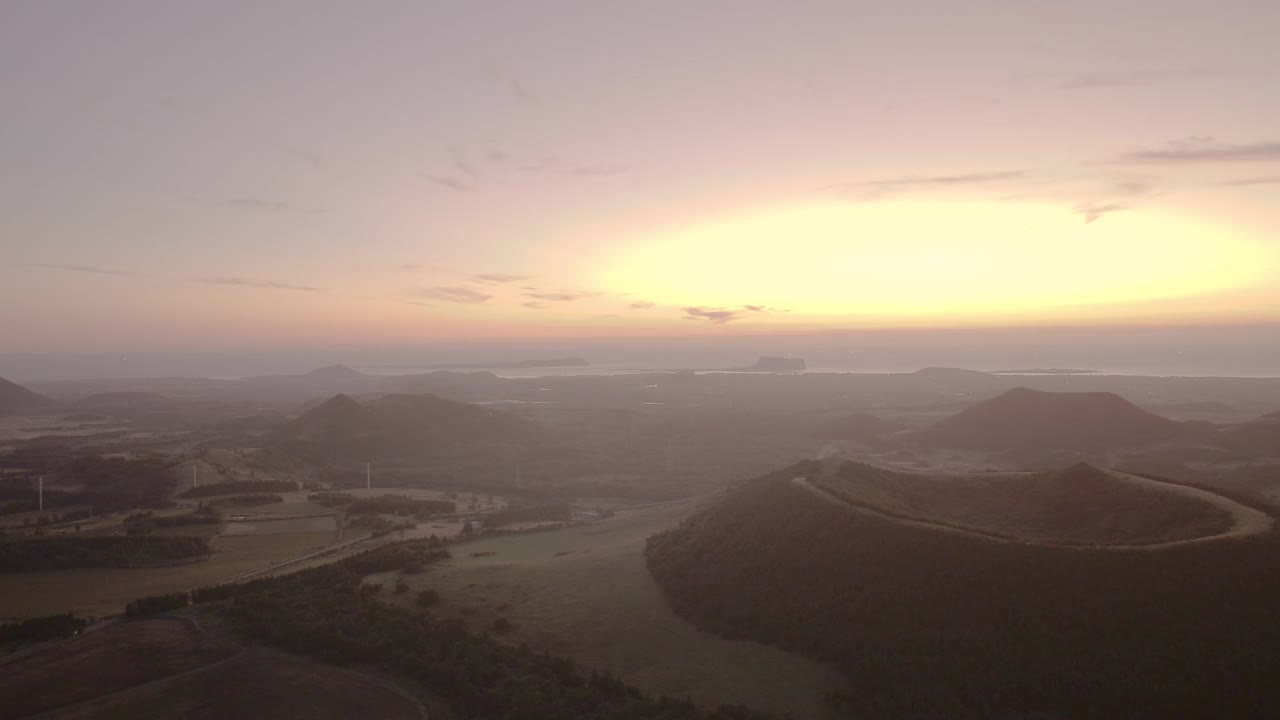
left=33, top=263, right=136, bottom=277
left=1075, top=201, right=1132, bottom=224
left=416, top=286, right=492, bottom=304
left=827, top=170, right=1027, bottom=195
left=520, top=157, right=630, bottom=177
left=450, top=145, right=481, bottom=183
left=471, top=273, right=528, bottom=284
left=421, top=173, right=471, bottom=192
left=202, top=277, right=318, bottom=292
left=1217, top=175, right=1280, bottom=187
left=682, top=307, right=745, bottom=324
left=524, top=290, right=594, bottom=302
left=1115, top=138, right=1280, bottom=164
left=403, top=300, right=435, bottom=308
left=680, top=304, right=783, bottom=323
left=1059, top=71, right=1158, bottom=90
left=522, top=301, right=549, bottom=310
left=1070, top=177, right=1158, bottom=223
left=629, top=301, right=655, bottom=310
left=279, top=145, right=326, bottom=171
left=509, top=74, right=539, bottom=106
left=227, top=198, right=325, bottom=215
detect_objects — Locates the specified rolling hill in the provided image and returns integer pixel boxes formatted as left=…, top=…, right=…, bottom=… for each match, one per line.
left=646, top=461, right=1280, bottom=718
left=0, top=377, right=54, bottom=416
left=1223, top=411, right=1280, bottom=455
left=916, top=386, right=1184, bottom=451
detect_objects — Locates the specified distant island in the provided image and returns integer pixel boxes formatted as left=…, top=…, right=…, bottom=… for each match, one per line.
left=988, top=368, right=1098, bottom=375
left=664, top=356, right=808, bottom=373
left=733, top=356, right=807, bottom=372
left=415, top=357, right=590, bottom=370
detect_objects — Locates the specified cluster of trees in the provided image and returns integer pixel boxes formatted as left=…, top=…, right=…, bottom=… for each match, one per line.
left=0, top=613, right=88, bottom=645
left=647, top=462, right=1280, bottom=719
left=307, top=491, right=357, bottom=507
left=0, top=535, right=210, bottom=572
left=124, top=591, right=190, bottom=617
left=0, top=454, right=180, bottom=515
left=179, top=479, right=297, bottom=498
left=482, top=503, right=572, bottom=527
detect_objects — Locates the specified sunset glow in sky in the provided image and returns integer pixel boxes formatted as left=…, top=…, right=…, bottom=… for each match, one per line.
left=3, top=1, right=1279, bottom=351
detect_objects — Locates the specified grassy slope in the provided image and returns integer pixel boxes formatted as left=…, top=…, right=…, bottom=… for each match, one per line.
left=381, top=500, right=844, bottom=720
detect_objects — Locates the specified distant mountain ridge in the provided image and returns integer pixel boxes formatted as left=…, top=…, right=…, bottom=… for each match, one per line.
left=916, top=386, right=1183, bottom=451
left=0, top=376, right=55, bottom=416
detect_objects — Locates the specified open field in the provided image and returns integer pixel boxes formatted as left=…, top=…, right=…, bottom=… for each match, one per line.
left=379, top=499, right=845, bottom=720
left=0, top=532, right=336, bottom=619
left=28, top=648, right=427, bottom=720
left=0, top=618, right=234, bottom=718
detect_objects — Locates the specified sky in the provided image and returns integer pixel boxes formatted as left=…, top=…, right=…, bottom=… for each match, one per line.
left=3, top=0, right=1280, bottom=356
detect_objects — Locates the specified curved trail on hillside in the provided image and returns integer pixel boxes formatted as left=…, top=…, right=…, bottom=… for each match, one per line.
left=791, top=470, right=1273, bottom=551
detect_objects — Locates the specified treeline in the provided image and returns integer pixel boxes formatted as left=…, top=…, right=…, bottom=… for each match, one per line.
left=209, top=493, right=283, bottom=507
left=0, top=613, right=89, bottom=646
left=124, top=507, right=221, bottom=534
left=179, top=480, right=297, bottom=498
left=127, top=538, right=775, bottom=720
left=0, top=535, right=210, bottom=572
left=483, top=503, right=572, bottom=527
left=646, top=462, right=1280, bottom=719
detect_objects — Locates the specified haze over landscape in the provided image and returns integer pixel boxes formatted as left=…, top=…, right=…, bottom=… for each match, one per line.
left=4, top=3, right=1280, bottom=719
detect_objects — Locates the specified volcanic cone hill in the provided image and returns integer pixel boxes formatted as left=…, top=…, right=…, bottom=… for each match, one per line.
left=0, top=376, right=55, bottom=416
left=808, top=460, right=1235, bottom=546
left=646, top=460, right=1280, bottom=719
left=916, top=387, right=1183, bottom=451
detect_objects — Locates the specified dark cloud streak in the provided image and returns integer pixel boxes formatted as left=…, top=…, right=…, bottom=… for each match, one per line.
left=416, top=286, right=491, bottom=304
left=828, top=170, right=1026, bottom=194
left=472, top=273, right=528, bottom=284
left=33, top=263, right=136, bottom=277
left=1116, top=139, right=1280, bottom=164
left=202, top=277, right=318, bottom=292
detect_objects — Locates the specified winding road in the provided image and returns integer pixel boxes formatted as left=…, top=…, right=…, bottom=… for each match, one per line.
left=791, top=468, right=1274, bottom=551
